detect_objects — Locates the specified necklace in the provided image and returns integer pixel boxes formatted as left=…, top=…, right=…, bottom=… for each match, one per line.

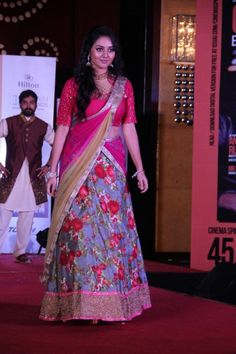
left=94, top=72, right=108, bottom=81
left=94, top=79, right=113, bottom=99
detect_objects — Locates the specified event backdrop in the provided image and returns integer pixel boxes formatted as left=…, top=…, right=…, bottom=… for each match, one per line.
left=191, top=0, right=236, bottom=270
left=0, top=55, right=56, bottom=253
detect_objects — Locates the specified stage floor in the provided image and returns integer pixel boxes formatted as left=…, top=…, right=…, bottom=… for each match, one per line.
left=0, top=255, right=236, bottom=354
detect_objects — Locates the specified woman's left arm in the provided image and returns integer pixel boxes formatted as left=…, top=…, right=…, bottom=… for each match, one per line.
left=123, top=123, right=148, bottom=193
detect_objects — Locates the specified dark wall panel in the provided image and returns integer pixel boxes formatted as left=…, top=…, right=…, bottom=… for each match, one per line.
left=73, top=0, right=121, bottom=63
left=0, top=0, right=75, bottom=72
left=119, top=0, right=161, bottom=258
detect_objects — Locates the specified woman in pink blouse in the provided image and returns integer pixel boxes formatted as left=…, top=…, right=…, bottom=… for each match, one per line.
left=40, top=26, right=151, bottom=323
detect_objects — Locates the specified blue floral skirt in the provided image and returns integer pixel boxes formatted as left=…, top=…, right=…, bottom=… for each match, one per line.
left=40, top=152, right=151, bottom=321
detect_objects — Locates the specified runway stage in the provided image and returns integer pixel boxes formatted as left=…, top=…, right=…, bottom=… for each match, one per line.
left=0, top=255, right=236, bottom=354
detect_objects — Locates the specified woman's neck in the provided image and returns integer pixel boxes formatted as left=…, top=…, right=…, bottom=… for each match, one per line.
left=94, top=71, right=108, bottom=81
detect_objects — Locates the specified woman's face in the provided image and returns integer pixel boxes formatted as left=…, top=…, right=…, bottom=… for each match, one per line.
left=90, top=36, right=116, bottom=72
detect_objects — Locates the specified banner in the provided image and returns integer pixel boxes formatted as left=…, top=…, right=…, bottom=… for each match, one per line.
left=0, top=55, right=56, bottom=253
left=191, top=0, right=236, bottom=270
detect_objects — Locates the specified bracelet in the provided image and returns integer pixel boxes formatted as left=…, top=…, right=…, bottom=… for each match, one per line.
left=131, top=169, right=145, bottom=179
left=46, top=171, right=57, bottom=179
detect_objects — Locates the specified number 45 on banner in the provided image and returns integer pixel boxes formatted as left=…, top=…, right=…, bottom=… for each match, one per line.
left=208, top=237, right=235, bottom=265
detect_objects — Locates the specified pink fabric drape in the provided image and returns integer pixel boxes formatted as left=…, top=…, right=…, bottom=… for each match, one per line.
left=60, top=108, right=110, bottom=177
left=104, top=137, right=126, bottom=173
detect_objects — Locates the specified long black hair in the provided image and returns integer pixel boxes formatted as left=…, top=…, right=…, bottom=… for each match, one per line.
left=74, top=25, right=124, bottom=119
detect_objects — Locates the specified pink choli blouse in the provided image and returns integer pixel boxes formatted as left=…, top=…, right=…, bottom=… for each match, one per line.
left=56, top=78, right=137, bottom=127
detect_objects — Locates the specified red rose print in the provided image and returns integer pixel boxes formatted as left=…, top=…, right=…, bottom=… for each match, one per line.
left=128, top=216, right=135, bottom=229
left=107, top=200, right=120, bottom=214
left=92, top=265, right=102, bottom=276
left=71, top=218, right=83, bottom=231
left=118, top=267, right=124, bottom=280
left=107, top=165, right=115, bottom=178
left=112, top=233, right=122, bottom=244
left=95, top=164, right=106, bottom=178
left=62, top=218, right=71, bottom=232
left=68, top=250, right=75, bottom=263
left=79, top=185, right=89, bottom=198
left=132, top=246, right=138, bottom=259
left=60, top=251, right=68, bottom=266
left=100, top=200, right=108, bottom=212
left=76, top=250, right=82, bottom=257
left=100, top=263, right=107, bottom=270
left=131, top=279, right=138, bottom=287
left=109, top=239, right=116, bottom=248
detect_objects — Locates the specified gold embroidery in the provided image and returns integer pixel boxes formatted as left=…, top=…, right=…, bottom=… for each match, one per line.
left=40, top=284, right=151, bottom=321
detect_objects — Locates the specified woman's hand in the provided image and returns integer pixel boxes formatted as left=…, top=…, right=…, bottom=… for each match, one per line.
left=123, top=123, right=148, bottom=193
left=45, top=124, right=69, bottom=196
left=136, top=170, right=148, bottom=193
left=47, top=176, right=57, bottom=197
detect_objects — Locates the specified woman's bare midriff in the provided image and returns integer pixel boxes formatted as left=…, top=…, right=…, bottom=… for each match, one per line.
left=106, top=126, right=121, bottom=141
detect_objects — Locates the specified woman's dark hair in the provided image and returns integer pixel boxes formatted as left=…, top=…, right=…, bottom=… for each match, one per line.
left=74, top=25, right=123, bottom=119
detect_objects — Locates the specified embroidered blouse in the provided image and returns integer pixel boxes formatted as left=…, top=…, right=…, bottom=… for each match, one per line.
left=56, top=77, right=137, bottom=127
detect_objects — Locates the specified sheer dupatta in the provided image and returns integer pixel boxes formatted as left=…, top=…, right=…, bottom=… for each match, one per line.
left=42, top=77, right=127, bottom=282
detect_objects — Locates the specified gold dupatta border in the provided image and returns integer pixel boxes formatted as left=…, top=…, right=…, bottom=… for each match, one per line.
left=43, top=77, right=127, bottom=279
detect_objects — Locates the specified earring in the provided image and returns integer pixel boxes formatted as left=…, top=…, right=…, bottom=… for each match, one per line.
left=109, top=63, right=114, bottom=68
left=86, top=55, right=91, bottom=66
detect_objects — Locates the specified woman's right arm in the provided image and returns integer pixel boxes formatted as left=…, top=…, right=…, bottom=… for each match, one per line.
left=47, top=78, right=77, bottom=196
left=47, top=124, right=69, bottom=196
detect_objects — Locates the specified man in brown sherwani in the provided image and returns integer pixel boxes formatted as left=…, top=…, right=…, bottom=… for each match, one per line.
left=0, top=90, right=54, bottom=263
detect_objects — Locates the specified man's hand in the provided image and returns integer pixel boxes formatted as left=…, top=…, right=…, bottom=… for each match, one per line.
left=36, top=164, right=50, bottom=178
left=0, top=162, right=10, bottom=178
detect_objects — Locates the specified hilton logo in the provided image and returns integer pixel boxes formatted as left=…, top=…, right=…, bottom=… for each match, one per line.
left=18, top=74, right=39, bottom=89
left=24, top=74, right=34, bottom=81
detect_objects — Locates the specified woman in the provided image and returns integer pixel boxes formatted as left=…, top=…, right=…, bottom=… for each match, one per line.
left=40, top=26, right=151, bottom=322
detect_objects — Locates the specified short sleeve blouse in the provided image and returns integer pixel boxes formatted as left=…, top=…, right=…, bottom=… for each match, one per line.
left=56, top=79, right=78, bottom=126
left=119, top=79, right=137, bottom=125
left=56, top=77, right=137, bottom=127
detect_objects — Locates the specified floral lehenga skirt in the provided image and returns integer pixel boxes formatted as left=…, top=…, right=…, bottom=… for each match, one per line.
left=40, top=151, right=151, bottom=322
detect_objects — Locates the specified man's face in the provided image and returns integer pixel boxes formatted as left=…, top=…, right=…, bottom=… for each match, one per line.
left=20, top=96, right=37, bottom=117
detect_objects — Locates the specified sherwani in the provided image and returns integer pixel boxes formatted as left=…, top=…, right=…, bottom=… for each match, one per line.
left=0, top=114, right=54, bottom=256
